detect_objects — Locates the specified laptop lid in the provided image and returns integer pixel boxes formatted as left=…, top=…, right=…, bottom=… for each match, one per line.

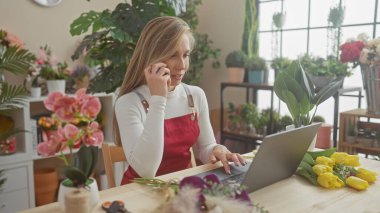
left=196, top=123, right=321, bottom=192
left=242, top=123, right=321, bottom=192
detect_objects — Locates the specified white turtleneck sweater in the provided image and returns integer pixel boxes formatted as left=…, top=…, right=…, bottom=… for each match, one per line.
left=114, top=84, right=217, bottom=178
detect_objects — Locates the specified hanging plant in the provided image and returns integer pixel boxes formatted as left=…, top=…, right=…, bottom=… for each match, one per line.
left=272, top=12, right=286, bottom=29
left=328, top=5, right=345, bottom=28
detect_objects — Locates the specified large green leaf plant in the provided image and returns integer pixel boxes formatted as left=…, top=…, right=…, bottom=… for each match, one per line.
left=274, top=61, right=343, bottom=128
left=70, top=0, right=219, bottom=92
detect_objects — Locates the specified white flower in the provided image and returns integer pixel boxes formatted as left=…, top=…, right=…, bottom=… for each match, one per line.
left=357, top=33, right=369, bottom=42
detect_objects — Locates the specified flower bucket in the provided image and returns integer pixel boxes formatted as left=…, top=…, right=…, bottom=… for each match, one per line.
left=361, top=64, right=380, bottom=114
left=46, top=79, right=66, bottom=94
left=34, top=168, right=59, bottom=206
left=57, top=178, right=99, bottom=211
left=30, top=87, right=41, bottom=98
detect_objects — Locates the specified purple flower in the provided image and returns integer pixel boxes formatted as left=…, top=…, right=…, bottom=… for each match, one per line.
left=203, top=174, right=221, bottom=186
left=235, top=190, right=252, bottom=204
left=179, top=176, right=207, bottom=189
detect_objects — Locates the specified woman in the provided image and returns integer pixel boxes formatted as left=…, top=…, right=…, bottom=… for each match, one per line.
left=114, top=16, right=246, bottom=185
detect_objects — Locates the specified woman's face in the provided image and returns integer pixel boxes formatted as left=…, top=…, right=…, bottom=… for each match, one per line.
left=163, top=34, right=191, bottom=90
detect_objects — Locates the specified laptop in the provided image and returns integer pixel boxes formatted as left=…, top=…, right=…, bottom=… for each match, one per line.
left=197, top=123, right=321, bottom=193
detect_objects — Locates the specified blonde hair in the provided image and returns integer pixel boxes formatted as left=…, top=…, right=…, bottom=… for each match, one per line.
left=113, top=16, right=195, bottom=146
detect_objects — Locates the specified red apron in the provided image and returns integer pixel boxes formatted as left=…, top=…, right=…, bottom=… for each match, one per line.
left=121, top=84, right=199, bottom=185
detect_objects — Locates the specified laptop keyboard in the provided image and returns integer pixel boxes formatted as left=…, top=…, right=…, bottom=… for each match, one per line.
left=221, top=172, right=245, bottom=185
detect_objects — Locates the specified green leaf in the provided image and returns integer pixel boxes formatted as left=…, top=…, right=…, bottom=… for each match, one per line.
left=0, top=83, right=28, bottom=110
left=312, top=78, right=343, bottom=105
left=76, top=146, right=98, bottom=179
left=0, top=46, right=35, bottom=75
left=0, top=128, right=28, bottom=141
left=307, top=148, right=336, bottom=159
left=61, top=166, right=87, bottom=187
left=296, top=166, right=318, bottom=185
left=70, top=10, right=106, bottom=36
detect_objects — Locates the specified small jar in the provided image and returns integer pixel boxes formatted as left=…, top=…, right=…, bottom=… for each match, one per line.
left=0, top=136, right=16, bottom=155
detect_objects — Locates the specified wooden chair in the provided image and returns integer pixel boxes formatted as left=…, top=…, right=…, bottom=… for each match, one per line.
left=102, top=143, right=197, bottom=188
left=102, top=143, right=127, bottom=188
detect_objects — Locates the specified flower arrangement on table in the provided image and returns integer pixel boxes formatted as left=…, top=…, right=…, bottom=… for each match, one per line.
left=134, top=174, right=267, bottom=213
left=35, top=45, right=71, bottom=81
left=296, top=148, right=377, bottom=190
left=36, top=88, right=104, bottom=187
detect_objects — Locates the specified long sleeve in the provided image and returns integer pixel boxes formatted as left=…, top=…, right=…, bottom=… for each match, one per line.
left=115, top=88, right=166, bottom=178
left=191, top=87, right=218, bottom=163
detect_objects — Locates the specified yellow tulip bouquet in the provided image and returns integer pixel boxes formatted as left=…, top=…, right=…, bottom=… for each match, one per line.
left=297, top=148, right=377, bottom=190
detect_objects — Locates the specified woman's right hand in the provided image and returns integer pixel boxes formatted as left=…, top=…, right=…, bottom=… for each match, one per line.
left=144, top=62, right=171, bottom=97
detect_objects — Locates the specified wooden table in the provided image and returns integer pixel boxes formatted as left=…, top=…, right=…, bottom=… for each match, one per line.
left=21, top=157, right=380, bottom=213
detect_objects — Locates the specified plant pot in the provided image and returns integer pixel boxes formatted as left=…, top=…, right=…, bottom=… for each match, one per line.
left=248, top=70, right=264, bottom=84
left=0, top=136, right=16, bottom=155
left=30, top=87, right=41, bottom=98
left=315, top=124, right=332, bottom=149
left=58, top=178, right=99, bottom=212
left=310, top=75, right=334, bottom=89
left=227, top=67, right=245, bottom=83
left=34, top=168, right=59, bottom=206
left=46, top=79, right=66, bottom=94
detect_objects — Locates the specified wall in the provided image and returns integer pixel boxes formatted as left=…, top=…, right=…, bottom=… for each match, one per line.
left=197, top=0, right=246, bottom=109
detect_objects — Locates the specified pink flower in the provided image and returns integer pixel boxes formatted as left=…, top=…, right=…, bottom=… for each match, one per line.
left=54, top=96, right=77, bottom=122
left=81, top=96, right=101, bottom=119
left=44, top=91, right=64, bottom=111
left=38, top=126, right=66, bottom=156
left=63, top=123, right=82, bottom=147
left=82, top=122, right=103, bottom=147
left=4, top=30, right=24, bottom=49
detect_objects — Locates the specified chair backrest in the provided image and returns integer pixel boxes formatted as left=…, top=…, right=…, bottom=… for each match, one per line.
left=102, top=143, right=197, bottom=188
left=102, top=143, right=127, bottom=188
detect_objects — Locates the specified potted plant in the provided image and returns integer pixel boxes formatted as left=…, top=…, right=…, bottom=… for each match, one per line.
left=271, top=57, right=292, bottom=79
left=245, top=56, right=268, bottom=84
left=227, top=102, right=241, bottom=132
left=225, top=50, right=247, bottom=83
left=274, top=61, right=343, bottom=128
left=240, top=102, right=259, bottom=135
left=35, top=45, right=71, bottom=94
left=300, top=54, right=348, bottom=89
left=272, top=12, right=286, bottom=29
left=36, top=88, right=103, bottom=211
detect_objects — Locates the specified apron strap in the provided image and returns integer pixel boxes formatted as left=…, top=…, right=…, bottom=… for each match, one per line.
left=134, top=91, right=149, bottom=113
left=134, top=83, right=194, bottom=114
left=182, top=83, right=195, bottom=108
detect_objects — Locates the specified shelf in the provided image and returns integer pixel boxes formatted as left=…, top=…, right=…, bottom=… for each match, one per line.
left=339, top=142, right=380, bottom=152
left=338, top=109, right=380, bottom=156
left=220, top=83, right=274, bottom=151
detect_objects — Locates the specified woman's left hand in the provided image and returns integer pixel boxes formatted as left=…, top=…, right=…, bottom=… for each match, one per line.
left=209, top=145, right=246, bottom=174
